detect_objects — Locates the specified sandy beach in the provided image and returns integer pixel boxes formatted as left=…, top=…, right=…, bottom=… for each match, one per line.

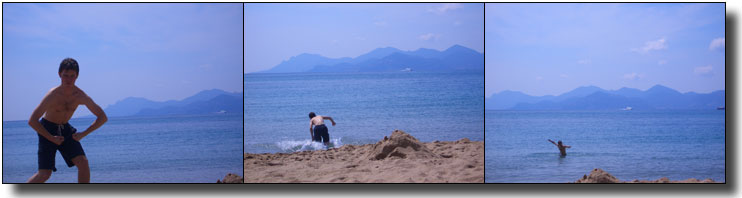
left=574, top=168, right=718, bottom=183
left=244, top=130, right=484, bottom=183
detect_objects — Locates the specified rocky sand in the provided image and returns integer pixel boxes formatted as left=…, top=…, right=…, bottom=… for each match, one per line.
left=244, top=130, right=484, bottom=183
left=574, top=168, right=718, bottom=183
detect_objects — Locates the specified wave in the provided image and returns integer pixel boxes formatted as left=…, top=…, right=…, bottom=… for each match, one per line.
left=275, top=138, right=344, bottom=153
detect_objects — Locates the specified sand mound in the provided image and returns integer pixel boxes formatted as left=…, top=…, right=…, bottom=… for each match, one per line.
left=216, top=173, right=243, bottom=183
left=575, top=168, right=718, bottom=183
left=366, top=130, right=438, bottom=160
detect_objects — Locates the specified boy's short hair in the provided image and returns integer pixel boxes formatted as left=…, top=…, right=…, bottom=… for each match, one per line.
left=59, top=58, right=79, bottom=75
left=308, top=112, right=316, bottom=119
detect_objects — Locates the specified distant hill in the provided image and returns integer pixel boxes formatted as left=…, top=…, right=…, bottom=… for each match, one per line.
left=135, top=94, right=241, bottom=116
left=484, top=90, right=554, bottom=110
left=102, top=97, right=179, bottom=117
left=260, top=53, right=352, bottom=73
left=486, top=85, right=725, bottom=110
left=258, top=45, right=483, bottom=73
left=104, top=89, right=242, bottom=117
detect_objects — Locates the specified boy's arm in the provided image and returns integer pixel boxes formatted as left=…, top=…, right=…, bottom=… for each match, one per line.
left=547, top=139, right=557, bottom=146
left=72, top=92, right=107, bottom=141
left=28, top=90, right=64, bottom=145
left=323, top=116, right=336, bottom=126
left=309, top=122, right=315, bottom=139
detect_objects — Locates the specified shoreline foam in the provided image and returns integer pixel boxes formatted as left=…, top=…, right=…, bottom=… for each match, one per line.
left=244, top=130, right=484, bottom=183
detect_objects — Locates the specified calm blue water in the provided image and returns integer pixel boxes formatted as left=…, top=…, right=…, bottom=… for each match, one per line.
left=245, top=72, right=484, bottom=153
left=3, top=114, right=242, bottom=183
left=485, top=110, right=725, bottom=183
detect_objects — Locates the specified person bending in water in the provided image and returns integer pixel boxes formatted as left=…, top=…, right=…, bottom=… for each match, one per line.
left=548, top=139, right=571, bottom=157
left=27, top=58, right=107, bottom=183
left=309, top=112, right=336, bottom=146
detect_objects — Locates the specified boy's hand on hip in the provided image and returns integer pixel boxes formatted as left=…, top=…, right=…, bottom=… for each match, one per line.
left=72, top=132, right=86, bottom=142
left=51, top=136, right=64, bottom=145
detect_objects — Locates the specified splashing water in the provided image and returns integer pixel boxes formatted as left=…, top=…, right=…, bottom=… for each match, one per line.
left=275, top=138, right=344, bottom=153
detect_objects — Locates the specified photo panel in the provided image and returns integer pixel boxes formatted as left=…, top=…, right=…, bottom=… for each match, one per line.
left=484, top=3, right=725, bottom=183
left=244, top=3, right=485, bottom=183
left=2, top=3, right=244, bottom=183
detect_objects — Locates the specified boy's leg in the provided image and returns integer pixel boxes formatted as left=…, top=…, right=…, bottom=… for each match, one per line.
left=322, top=129, right=330, bottom=146
left=59, top=124, right=88, bottom=183
left=71, top=155, right=89, bottom=183
left=27, top=169, right=52, bottom=183
left=34, top=120, right=58, bottom=183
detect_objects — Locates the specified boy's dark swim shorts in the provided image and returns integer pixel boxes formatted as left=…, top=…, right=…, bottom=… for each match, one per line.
left=38, top=118, right=86, bottom=172
left=313, top=124, right=329, bottom=143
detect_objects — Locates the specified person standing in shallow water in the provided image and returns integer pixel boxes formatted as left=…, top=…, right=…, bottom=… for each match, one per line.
left=548, top=139, right=571, bottom=157
left=309, top=112, right=336, bottom=146
left=26, top=58, right=107, bottom=183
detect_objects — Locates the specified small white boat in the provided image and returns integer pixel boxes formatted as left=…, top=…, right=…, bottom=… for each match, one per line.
left=622, top=106, right=633, bottom=111
left=401, top=68, right=413, bottom=72
left=216, top=110, right=227, bottom=114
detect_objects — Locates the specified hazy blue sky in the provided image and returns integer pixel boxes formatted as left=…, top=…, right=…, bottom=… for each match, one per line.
left=3, top=3, right=243, bottom=121
left=245, top=3, right=484, bottom=73
left=485, top=3, right=725, bottom=97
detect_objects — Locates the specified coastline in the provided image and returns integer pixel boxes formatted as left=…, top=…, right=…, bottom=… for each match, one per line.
left=244, top=130, right=484, bottom=183
left=574, top=168, right=719, bottom=183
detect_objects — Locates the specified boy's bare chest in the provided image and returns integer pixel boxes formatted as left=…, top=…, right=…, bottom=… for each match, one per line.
left=51, top=93, right=79, bottom=113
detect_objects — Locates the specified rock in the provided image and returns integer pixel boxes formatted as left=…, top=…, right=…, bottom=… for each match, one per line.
left=574, top=168, right=620, bottom=183
left=576, top=168, right=719, bottom=183
left=455, top=138, right=471, bottom=144
left=217, top=173, right=243, bottom=183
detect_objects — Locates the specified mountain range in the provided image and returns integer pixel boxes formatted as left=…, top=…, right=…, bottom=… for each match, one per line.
left=103, top=89, right=242, bottom=117
left=258, top=45, right=483, bottom=73
left=486, top=85, right=725, bottom=110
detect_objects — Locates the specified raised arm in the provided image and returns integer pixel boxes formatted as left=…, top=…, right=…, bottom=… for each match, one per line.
left=547, top=139, right=557, bottom=146
left=72, top=91, right=107, bottom=141
left=28, top=90, right=64, bottom=145
left=323, top=116, right=336, bottom=126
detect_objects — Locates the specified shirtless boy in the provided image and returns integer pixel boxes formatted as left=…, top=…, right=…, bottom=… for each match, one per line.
left=26, top=58, right=107, bottom=183
left=548, top=139, right=571, bottom=157
left=308, top=112, right=336, bottom=146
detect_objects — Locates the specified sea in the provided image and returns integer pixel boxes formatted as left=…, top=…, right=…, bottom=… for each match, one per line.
left=2, top=114, right=242, bottom=183
left=485, top=110, right=725, bottom=183
left=244, top=72, right=484, bottom=154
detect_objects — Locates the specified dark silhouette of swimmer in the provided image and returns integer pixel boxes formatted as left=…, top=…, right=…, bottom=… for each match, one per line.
left=548, top=139, right=571, bottom=157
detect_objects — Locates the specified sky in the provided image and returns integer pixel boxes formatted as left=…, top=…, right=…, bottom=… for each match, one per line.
left=2, top=3, right=243, bottom=121
left=245, top=3, right=484, bottom=73
left=485, top=3, right=725, bottom=97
